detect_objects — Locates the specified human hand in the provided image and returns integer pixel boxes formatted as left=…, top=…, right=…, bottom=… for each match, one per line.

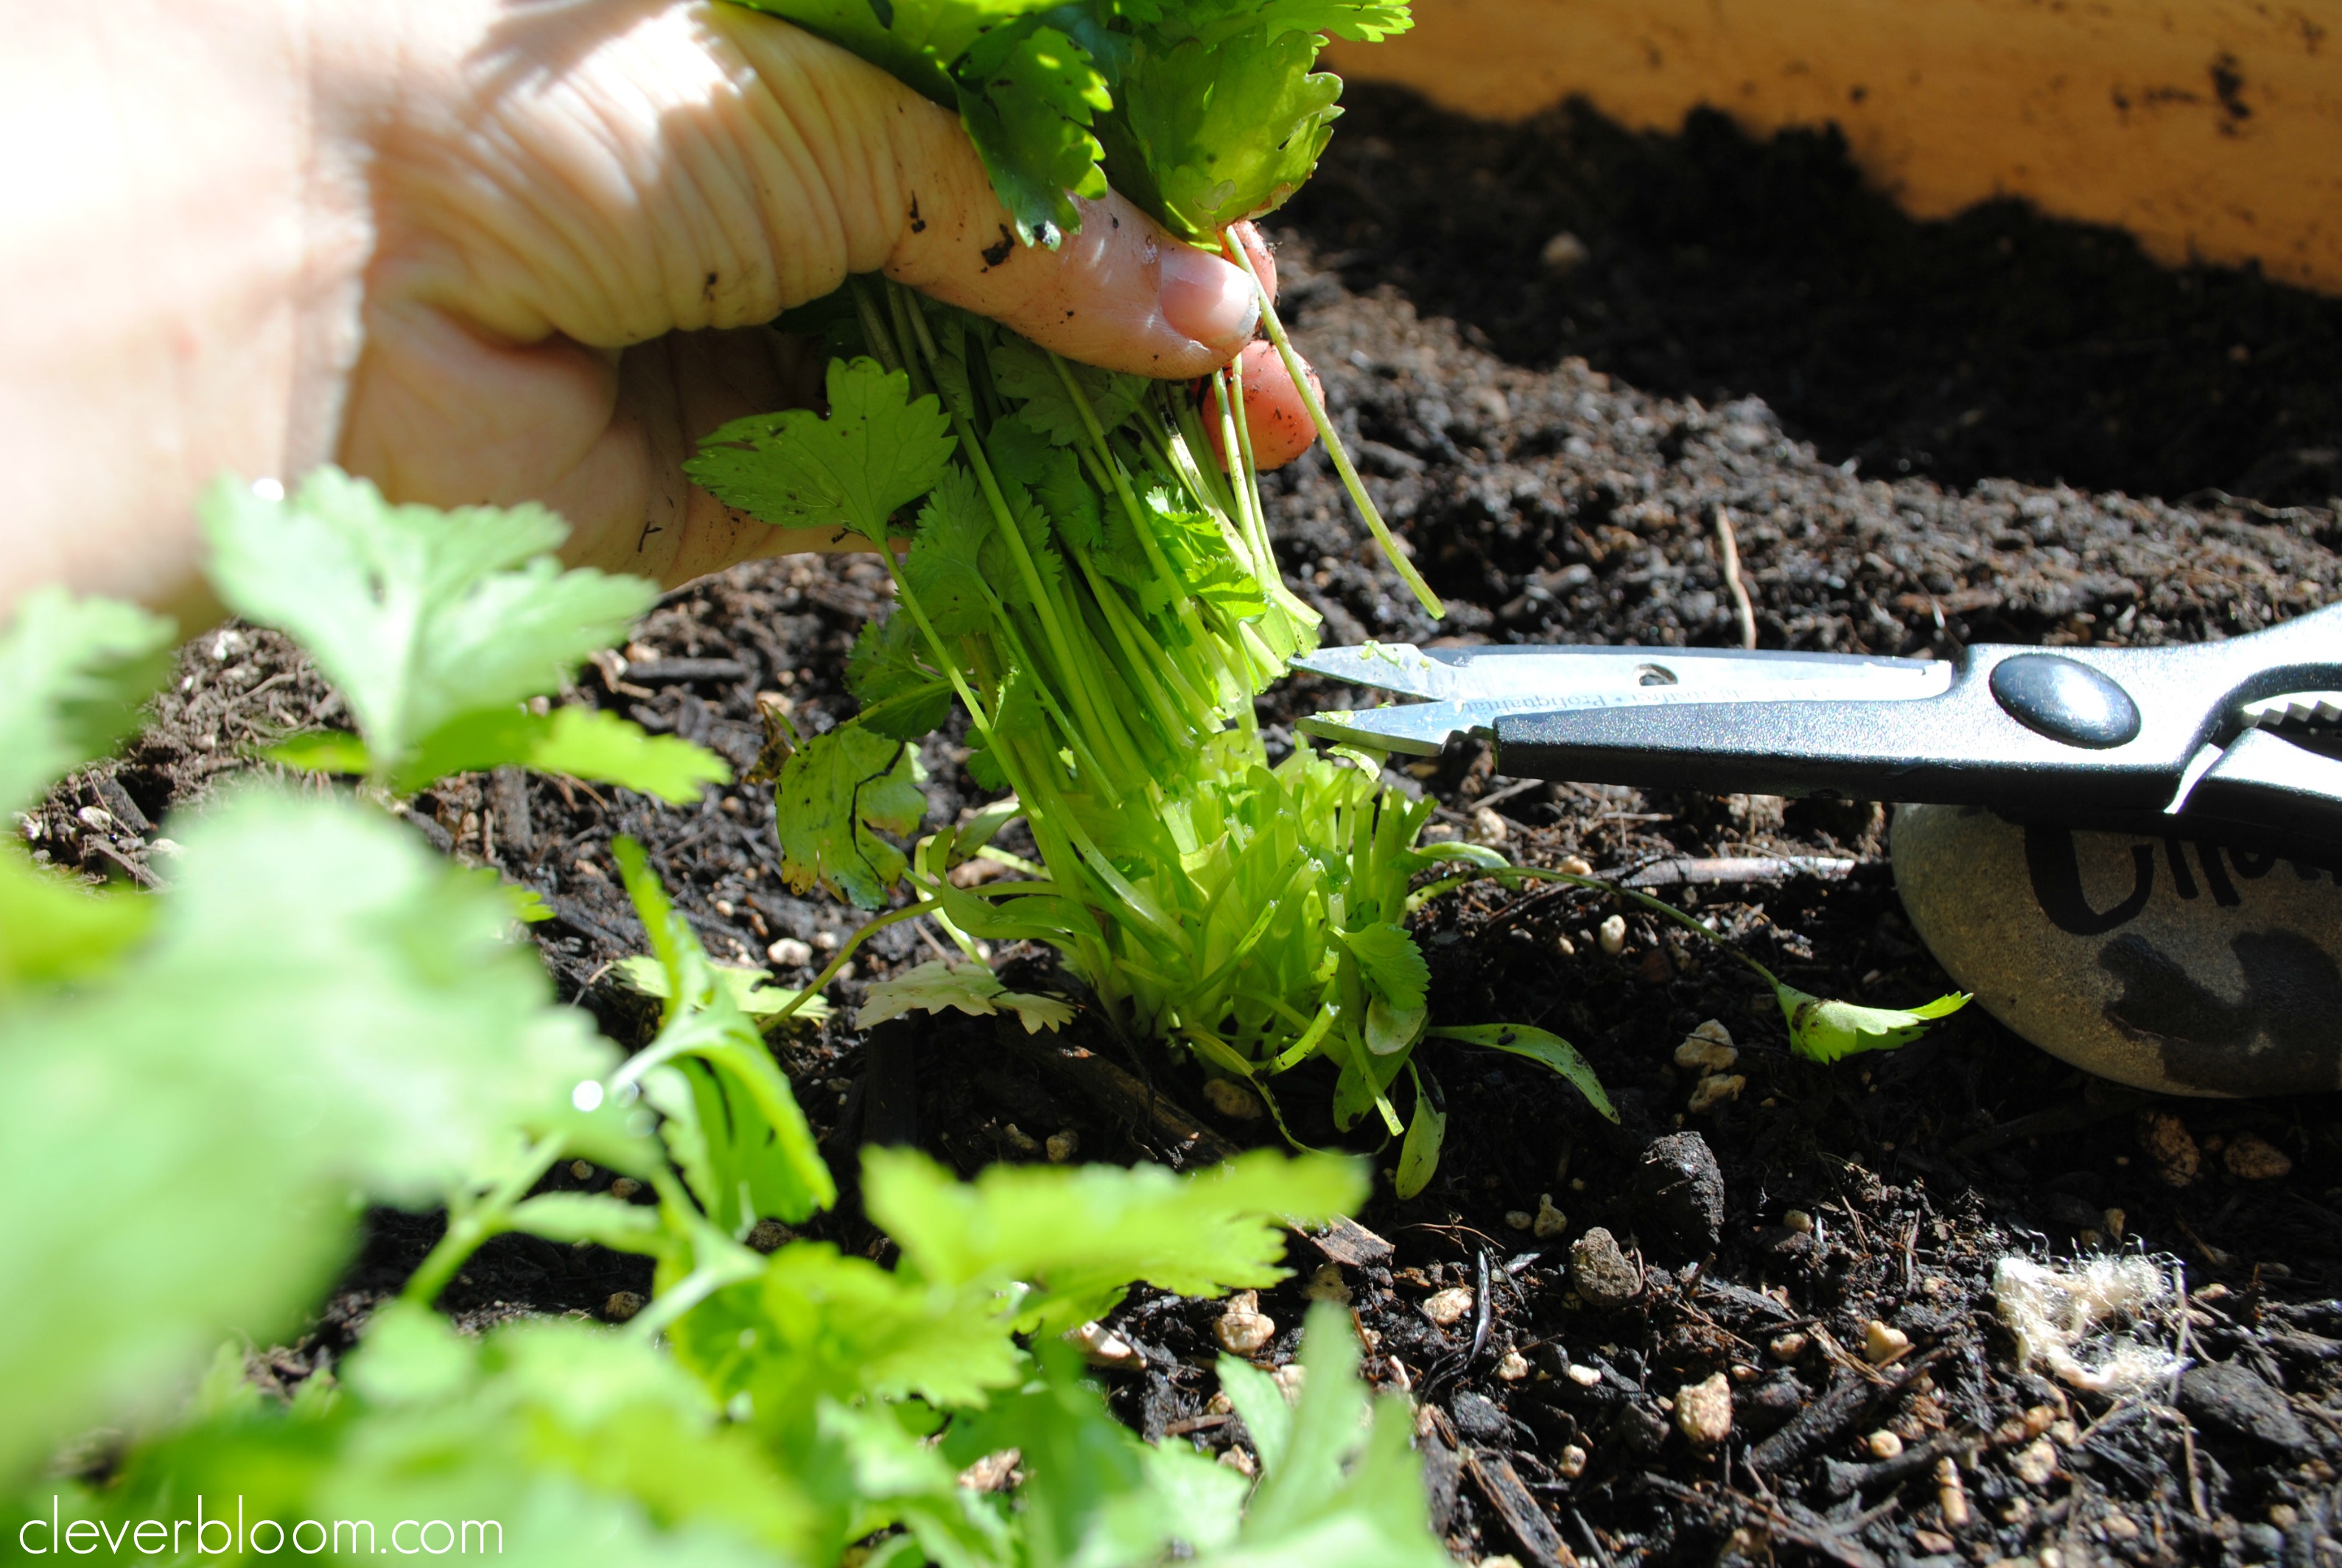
left=0, top=1, right=1284, bottom=620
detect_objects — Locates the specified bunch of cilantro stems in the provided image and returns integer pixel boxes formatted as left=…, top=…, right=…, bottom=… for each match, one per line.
left=691, top=259, right=1565, bottom=1170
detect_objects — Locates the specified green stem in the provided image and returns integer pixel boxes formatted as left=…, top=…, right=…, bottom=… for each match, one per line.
left=760, top=899, right=943, bottom=1027
left=402, top=1133, right=567, bottom=1307
left=1221, top=233, right=1445, bottom=619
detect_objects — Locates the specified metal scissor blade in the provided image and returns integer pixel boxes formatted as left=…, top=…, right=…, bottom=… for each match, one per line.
left=1297, top=672, right=1954, bottom=756
left=1291, top=642, right=1952, bottom=704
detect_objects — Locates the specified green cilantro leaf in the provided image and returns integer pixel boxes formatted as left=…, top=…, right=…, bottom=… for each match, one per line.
left=1114, top=28, right=1342, bottom=237
left=1392, top=1063, right=1444, bottom=1200
left=614, top=954, right=833, bottom=1030
left=900, top=466, right=999, bottom=640
left=955, top=24, right=1112, bottom=247
left=1143, top=485, right=1269, bottom=617
left=846, top=614, right=954, bottom=741
left=89, top=1304, right=812, bottom=1563
left=0, top=790, right=613, bottom=1478
left=1206, top=1304, right=1451, bottom=1567
left=668, top=1240, right=1029, bottom=1427
left=1425, top=1023, right=1617, bottom=1122
left=1777, top=985, right=1972, bottom=1063
left=1334, top=921, right=1428, bottom=1055
left=397, top=705, right=732, bottom=801
left=0, top=848, right=156, bottom=992
left=853, top=957, right=1073, bottom=1033
left=989, top=334, right=1149, bottom=446
left=939, top=1339, right=1247, bottom=1565
left=612, top=837, right=835, bottom=1231
left=685, top=356, right=955, bottom=545
left=201, top=469, right=657, bottom=777
left=864, top=1145, right=1367, bottom=1337
left=771, top=718, right=929, bottom=907
left=0, top=587, right=175, bottom=813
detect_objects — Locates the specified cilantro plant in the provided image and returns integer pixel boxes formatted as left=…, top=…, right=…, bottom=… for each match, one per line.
left=689, top=282, right=1547, bottom=1189
left=723, top=0, right=1412, bottom=249
left=679, top=0, right=1586, bottom=1188
left=1, top=484, right=1449, bottom=1567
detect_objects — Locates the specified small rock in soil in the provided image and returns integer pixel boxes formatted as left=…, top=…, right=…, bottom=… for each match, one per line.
left=2179, top=1359, right=2317, bottom=1456
left=1453, top=1390, right=1511, bottom=1446
left=2223, top=1131, right=2294, bottom=1180
left=1532, top=1192, right=1566, bottom=1240
left=1215, top=1290, right=1275, bottom=1356
left=1675, top=1371, right=1733, bottom=1446
left=1497, top=1349, right=1530, bottom=1382
left=1616, top=1401, right=1670, bottom=1456
left=1423, top=1285, right=1475, bottom=1326
left=1569, top=1227, right=1643, bottom=1309
left=603, top=1290, right=645, bottom=1323
left=1630, top=1131, right=1725, bottom=1260
left=1597, top=915, right=1626, bottom=955
left=1201, top=1077, right=1263, bottom=1119
left=1739, top=1374, right=1805, bottom=1433
left=2009, top=1436, right=2059, bottom=1486
left=1304, top=1262, right=1350, bottom=1304
left=2138, top=1109, right=2201, bottom=1186
left=1863, top=1319, right=1912, bottom=1363
left=1070, top=1321, right=1142, bottom=1368
left=1686, top=1072, right=1746, bottom=1114
left=1556, top=1444, right=1588, bottom=1479
left=1673, top=1021, right=1737, bottom=1072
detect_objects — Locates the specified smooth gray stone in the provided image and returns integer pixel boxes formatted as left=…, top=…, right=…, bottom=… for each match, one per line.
left=1890, top=803, right=2342, bottom=1097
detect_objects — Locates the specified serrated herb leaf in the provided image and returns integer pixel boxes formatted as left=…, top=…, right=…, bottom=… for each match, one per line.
left=771, top=718, right=928, bottom=907
left=614, top=954, right=833, bottom=1030
left=685, top=356, right=954, bottom=544
left=865, top=1145, right=1366, bottom=1337
left=0, top=587, right=175, bottom=813
left=955, top=24, right=1112, bottom=247
left=202, top=469, right=657, bottom=778
left=1778, top=985, right=1971, bottom=1063
left=1115, top=27, right=1342, bottom=237
left=0, top=791, right=611, bottom=1478
left=853, top=958, right=1073, bottom=1033
left=0, top=848, right=156, bottom=992
left=1207, top=1304, right=1451, bottom=1567
left=989, top=334, right=1149, bottom=446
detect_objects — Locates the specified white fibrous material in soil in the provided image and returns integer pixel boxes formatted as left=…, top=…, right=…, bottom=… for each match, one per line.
left=1992, top=1255, right=2178, bottom=1393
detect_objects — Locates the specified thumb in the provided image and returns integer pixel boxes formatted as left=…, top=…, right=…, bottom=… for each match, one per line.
left=716, top=7, right=1259, bottom=376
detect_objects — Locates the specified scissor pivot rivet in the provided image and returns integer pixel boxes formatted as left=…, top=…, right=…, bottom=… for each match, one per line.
left=1988, top=654, right=2141, bottom=748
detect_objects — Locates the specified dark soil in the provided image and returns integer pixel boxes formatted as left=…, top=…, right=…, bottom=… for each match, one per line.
left=1288, top=86, right=2342, bottom=509
left=30, top=91, right=2341, bottom=1568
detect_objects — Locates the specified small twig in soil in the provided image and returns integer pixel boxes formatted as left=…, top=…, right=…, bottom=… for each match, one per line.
left=1750, top=1348, right=1947, bottom=1474
left=1714, top=505, right=1759, bottom=651
left=1463, top=1445, right=1574, bottom=1568
left=2171, top=1263, right=2211, bottom=1520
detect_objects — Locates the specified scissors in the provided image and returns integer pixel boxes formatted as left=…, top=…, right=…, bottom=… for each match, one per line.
left=1291, top=602, right=2342, bottom=852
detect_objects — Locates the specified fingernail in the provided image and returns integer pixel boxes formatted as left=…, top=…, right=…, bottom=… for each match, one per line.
left=1160, top=244, right=1258, bottom=351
